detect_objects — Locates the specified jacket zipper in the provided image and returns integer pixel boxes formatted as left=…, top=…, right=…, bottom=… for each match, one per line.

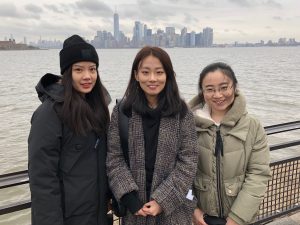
left=215, top=128, right=224, bottom=218
left=95, top=137, right=100, bottom=223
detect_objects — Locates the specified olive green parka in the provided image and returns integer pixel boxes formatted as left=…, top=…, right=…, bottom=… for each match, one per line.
left=189, top=91, right=271, bottom=225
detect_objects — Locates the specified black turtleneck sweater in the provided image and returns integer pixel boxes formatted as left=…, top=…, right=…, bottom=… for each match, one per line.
left=120, top=106, right=161, bottom=214
left=142, top=107, right=161, bottom=200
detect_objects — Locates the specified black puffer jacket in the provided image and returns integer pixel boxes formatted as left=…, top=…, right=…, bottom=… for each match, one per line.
left=28, top=73, right=111, bottom=225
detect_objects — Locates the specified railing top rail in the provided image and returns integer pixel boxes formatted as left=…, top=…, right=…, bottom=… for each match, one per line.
left=264, top=120, right=300, bottom=135
left=0, top=120, right=299, bottom=221
left=270, top=155, right=300, bottom=165
left=0, top=170, right=28, bottom=179
left=269, top=139, right=300, bottom=151
left=0, top=170, right=29, bottom=189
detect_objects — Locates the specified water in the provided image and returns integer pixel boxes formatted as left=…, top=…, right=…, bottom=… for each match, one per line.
left=0, top=47, right=300, bottom=224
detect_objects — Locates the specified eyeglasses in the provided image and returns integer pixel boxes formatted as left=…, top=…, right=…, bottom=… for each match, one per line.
left=203, top=84, right=234, bottom=96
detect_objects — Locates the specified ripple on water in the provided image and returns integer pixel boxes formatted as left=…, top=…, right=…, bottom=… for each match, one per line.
left=0, top=47, right=300, bottom=225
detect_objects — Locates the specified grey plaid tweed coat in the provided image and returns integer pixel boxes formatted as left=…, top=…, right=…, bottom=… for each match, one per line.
left=107, top=106, right=199, bottom=225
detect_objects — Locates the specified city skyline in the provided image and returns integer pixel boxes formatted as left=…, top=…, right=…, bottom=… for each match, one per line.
left=18, top=19, right=297, bottom=50
left=89, top=18, right=214, bottom=48
left=0, top=0, right=299, bottom=44
left=2, top=10, right=298, bottom=49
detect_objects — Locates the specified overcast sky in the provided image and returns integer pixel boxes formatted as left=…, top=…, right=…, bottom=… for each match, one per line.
left=0, top=0, right=299, bottom=44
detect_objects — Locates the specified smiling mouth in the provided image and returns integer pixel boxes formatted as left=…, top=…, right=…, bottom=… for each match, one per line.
left=148, top=85, right=158, bottom=89
left=81, top=83, right=92, bottom=88
left=215, top=100, right=225, bottom=105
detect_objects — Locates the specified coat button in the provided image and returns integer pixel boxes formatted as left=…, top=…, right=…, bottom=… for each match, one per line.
left=228, top=189, right=232, bottom=194
left=75, top=144, right=82, bottom=151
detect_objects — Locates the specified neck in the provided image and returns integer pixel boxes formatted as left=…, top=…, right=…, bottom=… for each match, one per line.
left=211, top=110, right=226, bottom=124
left=147, top=96, right=158, bottom=109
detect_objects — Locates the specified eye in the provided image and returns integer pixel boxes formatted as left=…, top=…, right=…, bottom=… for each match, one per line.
left=156, top=70, right=164, bottom=75
left=205, top=88, right=214, bottom=93
left=141, top=70, right=149, bottom=75
left=74, top=68, right=82, bottom=72
left=220, top=86, right=228, bottom=92
left=90, top=67, right=97, bottom=73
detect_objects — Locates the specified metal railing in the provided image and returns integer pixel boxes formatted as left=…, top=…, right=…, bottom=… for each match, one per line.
left=252, top=120, right=300, bottom=224
left=253, top=156, right=300, bottom=224
left=1, top=120, right=300, bottom=224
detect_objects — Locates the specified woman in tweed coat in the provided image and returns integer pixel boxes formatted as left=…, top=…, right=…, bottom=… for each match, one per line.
left=106, top=46, right=199, bottom=225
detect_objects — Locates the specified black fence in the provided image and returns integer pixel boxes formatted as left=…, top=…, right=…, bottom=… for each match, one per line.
left=1, top=120, right=300, bottom=224
left=253, top=156, right=300, bottom=224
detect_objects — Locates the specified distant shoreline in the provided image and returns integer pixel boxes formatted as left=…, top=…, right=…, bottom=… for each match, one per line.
left=1, top=45, right=299, bottom=51
left=0, top=46, right=41, bottom=51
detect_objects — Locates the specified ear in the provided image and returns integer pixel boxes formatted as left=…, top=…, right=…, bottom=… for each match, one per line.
left=234, top=88, right=239, bottom=96
left=134, top=70, right=139, bottom=81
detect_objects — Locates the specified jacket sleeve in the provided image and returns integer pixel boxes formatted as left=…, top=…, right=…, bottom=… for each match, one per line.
left=106, top=106, right=140, bottom=201
left=28, top=101, right=64, bottom=225
left=151, top=110, right=199, bottom=215
left=228, top=119, right=271, bottom=225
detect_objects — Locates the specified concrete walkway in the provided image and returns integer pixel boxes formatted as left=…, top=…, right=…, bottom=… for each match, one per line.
left=265, top=211, right=300, bottom=225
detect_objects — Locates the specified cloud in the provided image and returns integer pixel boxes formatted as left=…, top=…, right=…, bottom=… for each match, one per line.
left=44, top=4, right=65, bottom=14
left=166, top=0, right=208, bottom=3
left=75, top=0, right=113, bottom=17
left=0, top=3, right=18, bottom=17
left=264, top=0, right=282, bottom=9
left=25, top=4, right=43, bottom=14
left=229, top=0, right=281, bottom=8
left=273, top=16, right=282, bottom=20
left=137, top=0, right=152, bottom=4
left=184, top=13, right=199, bottom=25
left=0, top=3, right=42, bottom=19
left=113, top=0, right=177, bottom=26
left=228, top=0, right=252, bottom=7
left=221, top=28, right=247, bottom=36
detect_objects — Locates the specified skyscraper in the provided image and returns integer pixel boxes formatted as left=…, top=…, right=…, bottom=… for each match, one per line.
left=181, top=27, right=187, bottom=47
left=114, top=12, right=120, bottom=41
left=132, top=21, right=143, bottom=47
left=203, top=27, right=213, bottom=47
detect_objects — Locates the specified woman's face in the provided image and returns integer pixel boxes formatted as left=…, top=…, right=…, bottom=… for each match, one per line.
left=202, top=69, right=235, bottom=115
left=72, top=61, right=97, bottom=95
left=135, top=55, right=167, bottom=106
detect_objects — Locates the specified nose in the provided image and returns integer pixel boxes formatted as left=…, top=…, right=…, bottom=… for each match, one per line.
left=82, top=70, right=92, bottom=79
left=149, top=72, right=157, bottom=81
left=213, top=89, right=222, bottom=97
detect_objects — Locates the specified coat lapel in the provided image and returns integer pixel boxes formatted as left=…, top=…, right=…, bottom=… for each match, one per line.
left=130, top=111, right=147, bottom=202
left=151, top=115, right=179, bottom=195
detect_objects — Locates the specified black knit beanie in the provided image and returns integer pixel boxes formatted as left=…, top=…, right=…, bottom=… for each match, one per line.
left=59, top=34, right=99, bottom=74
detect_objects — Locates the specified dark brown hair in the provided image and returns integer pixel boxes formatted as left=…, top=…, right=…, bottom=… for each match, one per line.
left=61, top=67, right=109, bottom=136
left=123, top=46, right=187, bottom=117
left=198, top=62, right=238, bottom=104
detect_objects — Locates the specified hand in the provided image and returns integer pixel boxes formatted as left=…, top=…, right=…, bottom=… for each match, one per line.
left=134, top=208, right=147, bottom=217
left=142, top=200, right=162, bottom=216
left=192, top=208, right=208, bottom=225
left=226, top=217, right=239, bottom=225
left=107, top=200, right=112, bottom=212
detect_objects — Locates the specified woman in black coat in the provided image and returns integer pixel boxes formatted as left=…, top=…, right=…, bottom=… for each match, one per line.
left=28, top=34, right=111, bottom=225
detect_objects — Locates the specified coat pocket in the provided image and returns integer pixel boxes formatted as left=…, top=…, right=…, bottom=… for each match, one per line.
left=60, top=142, right=86, bottom=174
left=168, top=196, right=195, bottom=225
left=223, top=178, right=243, bottom=215
left=194, top=178, right=213, bottom=213
left=224, top=179, right=242, bottom=197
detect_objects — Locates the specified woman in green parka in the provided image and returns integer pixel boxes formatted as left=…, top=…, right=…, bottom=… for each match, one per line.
left=189, top=62, right=271, bottom=225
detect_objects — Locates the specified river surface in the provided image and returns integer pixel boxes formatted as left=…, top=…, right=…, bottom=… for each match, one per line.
left=0, top=47, right=299, bottom=224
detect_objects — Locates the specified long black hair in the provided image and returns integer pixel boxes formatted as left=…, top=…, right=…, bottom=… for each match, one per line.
left=123, top=46, right=187, bottom=117
left=61, top=67, right=109, bottom=136
left=198, top=62, right=238, bottom=104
